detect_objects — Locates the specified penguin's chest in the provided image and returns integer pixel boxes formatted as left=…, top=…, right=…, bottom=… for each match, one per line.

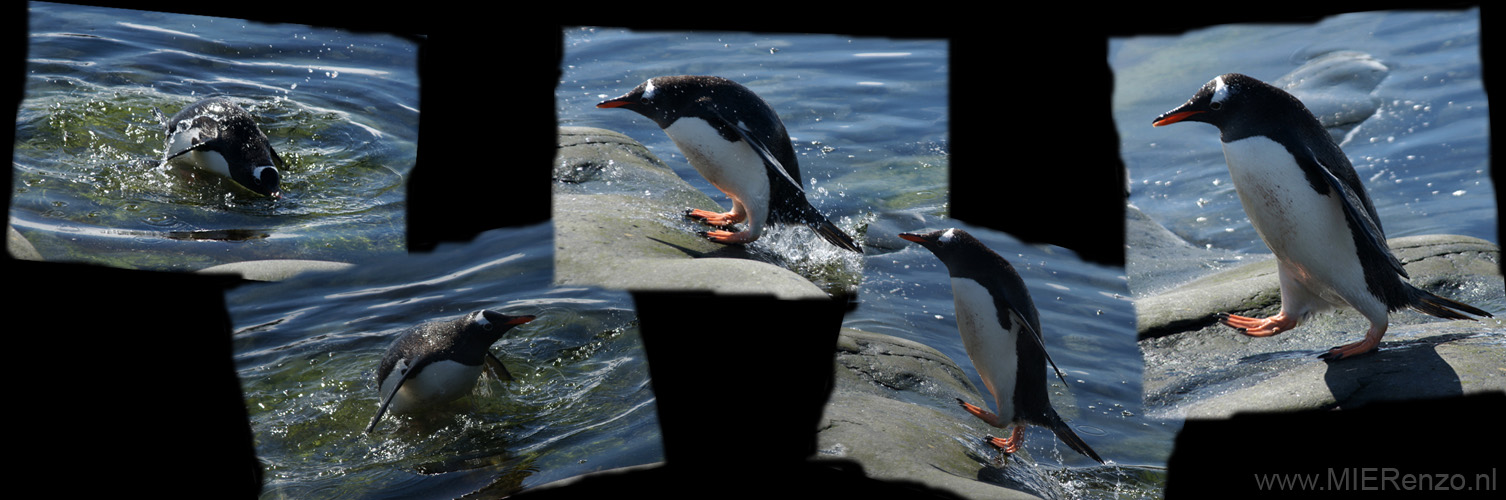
left=381, top=359, right=482, bottom=414
left=1221, top=136, right=1367, bottom=305
left=662, top=117, right=772, bottom=210
left=950, top=277, right=1020, bottom=421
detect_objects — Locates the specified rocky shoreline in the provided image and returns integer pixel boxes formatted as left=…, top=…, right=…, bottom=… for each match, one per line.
left=1128, top=204, right=1505, bottom=419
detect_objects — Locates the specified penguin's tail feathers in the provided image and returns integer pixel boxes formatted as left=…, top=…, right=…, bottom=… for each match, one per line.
left=1408, top=287, right=1493, bottom=321
left=1045, top=411, right=1105, bottom=464
left=809, top=218, right=862, bottom=253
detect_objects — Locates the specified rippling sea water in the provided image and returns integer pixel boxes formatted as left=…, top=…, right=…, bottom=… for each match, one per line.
left=227, top=224, right=661, bottom=498
left=11, top=1, right=418, bottom=270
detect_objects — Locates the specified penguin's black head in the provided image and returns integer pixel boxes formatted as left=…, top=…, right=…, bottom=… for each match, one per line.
left=597, top=76, right=682, bottom=128
left=465, top=310, right=536, bottom=345
left=236, top=164, right=281, bottom=199
left=899, top=228, right=982, bottom=262
left=597, top=75, right=746, bottom=129
left=1152, top=73, right=1314, bottom=141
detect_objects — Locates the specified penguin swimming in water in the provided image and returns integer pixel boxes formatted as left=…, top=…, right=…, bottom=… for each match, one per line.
left=597, top=75, right=861, bottom=252
left=1153, top=73, right=1492, bottom=360
left=901, top=228, right=1105, bottom=464
left=365, top=310, right=535, bottom=433
left=157, top=97, right=283, bottom=198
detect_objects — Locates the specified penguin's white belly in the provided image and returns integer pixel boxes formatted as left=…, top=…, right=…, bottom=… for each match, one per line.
left=381, top=360, right=480, bottom=414
left=662, top=118, right=771, bottom=221
left=1221, top=137, right=1380, bottom=316
left=950, top=277, right=1018, bottom=422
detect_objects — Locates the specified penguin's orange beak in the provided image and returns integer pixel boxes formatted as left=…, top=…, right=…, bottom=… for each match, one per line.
left=1152, top=110, right=1202, bottom=127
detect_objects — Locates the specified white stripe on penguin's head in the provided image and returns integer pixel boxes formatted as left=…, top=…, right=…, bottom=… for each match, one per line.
left=472, top=311, right=492, bottom=330
left=1211, top=75, right=1232, bottom=106
left=642, top=79, right=658, bottom=101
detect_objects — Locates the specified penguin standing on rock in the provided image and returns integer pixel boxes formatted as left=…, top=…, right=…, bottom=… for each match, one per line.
left=597, top=75, right=861, bottom=252
left=157, top=97, right=284, bottom=198
left=1153, top=72, right=1492, bottom=360
left=365, top=310, right=535, bottom=433
left=901, top=228, right=1104, bottom=464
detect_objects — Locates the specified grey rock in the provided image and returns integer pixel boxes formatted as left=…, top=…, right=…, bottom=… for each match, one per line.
left=1276, top=50, right=1389, bottom=134
left=816, top=328, right=1081, bottom=500
left=197, top=259, right=354, bottom=281
left=7, top=225, right=42, bottom=261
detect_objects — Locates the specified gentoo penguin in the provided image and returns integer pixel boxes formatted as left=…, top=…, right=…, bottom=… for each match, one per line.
left=1153, top=73, right=1492, bottom=360
left=900, top=228, right=1104, bottom=464
left=596, top=75, right=861, bottom=252
left=365, top=310, right=535, bottom=433
left=157, top=97, right=284, bottom=198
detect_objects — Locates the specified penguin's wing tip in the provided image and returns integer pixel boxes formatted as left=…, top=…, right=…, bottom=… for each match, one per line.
left=711, top=110, right=805, bottom=193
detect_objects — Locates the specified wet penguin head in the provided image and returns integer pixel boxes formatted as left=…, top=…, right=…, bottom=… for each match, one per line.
left=596, top=75, right=770, bottom=132
left=899, top=228, right=982, bottom=266
left=1151, top=73, right=1323, bottom=144
left=161, top=97, right=284, bottom=198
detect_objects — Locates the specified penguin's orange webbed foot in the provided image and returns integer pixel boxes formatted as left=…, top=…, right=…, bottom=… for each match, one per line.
left=955, top=398, right=1003, bottom=427
left=1319, top=325, right=1386, bottom=361
left=685, top=208, right=743, bottom=227
left=1217, top=311, right=1296, bottom=337
left=698, top=229, right=755, bottom=244
left=985, top=426, right=1025, bottom=454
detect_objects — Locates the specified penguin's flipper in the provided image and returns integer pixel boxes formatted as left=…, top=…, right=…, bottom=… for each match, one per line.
left=1304, top=146, right=1406, bottom=278
left=365, top=378, right=406, bottom=434
left=1016, top=315, right=1070, bottom=386
left=484, top=351, right=515, bottom=383
left=163, top=138, right=217, bottom=163
left=711, top=110, right=804, bottom=195
left=1043, top=409, right=1106, bottom=464
left=711, top=110, right=862, bottom=252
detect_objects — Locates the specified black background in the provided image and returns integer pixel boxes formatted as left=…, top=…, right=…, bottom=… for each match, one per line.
left=5, top=1, right=1501, bottom=498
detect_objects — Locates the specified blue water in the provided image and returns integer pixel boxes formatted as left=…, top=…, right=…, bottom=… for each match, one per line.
left=227, top=223, right=661, bottom=498
left=1113, top=9, right=1496, bottom=255
left=559, top=27, right=1159, bottom=497
left=11, top=2, right=418, bottom=270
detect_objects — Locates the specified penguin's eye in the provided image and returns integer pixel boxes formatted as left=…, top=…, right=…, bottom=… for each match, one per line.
left=1208, top=101, right=1222, bottom=111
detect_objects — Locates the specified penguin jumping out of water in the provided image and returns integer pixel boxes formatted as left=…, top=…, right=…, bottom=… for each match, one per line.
left=901, top=228, right=1104, bottom=464
left=597, top=75, right=861, bottom=252
left=1153, top=73, right=1492, bottom=360
left=365, top=310, right=535, bottom=433
left=157, top=97, right=284, bottom=198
